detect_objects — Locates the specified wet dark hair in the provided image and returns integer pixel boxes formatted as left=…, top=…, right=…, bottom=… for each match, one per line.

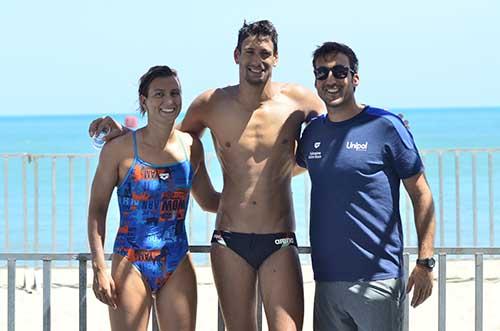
left=312, top=42, right=359, bottom=73
left=138, top=65, right=178, bottom=115
left=236, top=20, right=278, bottom=53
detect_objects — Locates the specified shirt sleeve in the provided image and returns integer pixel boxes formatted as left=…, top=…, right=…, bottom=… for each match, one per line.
left=385, top=119, right=424, bottom=179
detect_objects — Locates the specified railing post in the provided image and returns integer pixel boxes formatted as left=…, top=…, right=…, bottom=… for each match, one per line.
left=8, top=258, right=16, bottom=331
left=85, top=157, right=91, bottom=209
left=23, top=156, right=28, bottom=252
left=488, top=153, right=494, bottom=246
left=472, top=153, right=478, bottom=246
left=455, top=152, right=461, bottom=246
left=4, top=157, right=9, bottom=250
left=79, top=258, right=87, bottom=331
left=405, top=191, right=412, bottom=246
left=438, top=253, right=446, bottom=331
left=205, top=156, right=212, bottom=247
left=43, top=258, right=52, bottom=331
left=34, top=156, right=40, bottom=253
left=438, top=152, right=444, bottom=246
left=51, top=158, right=57, bottom=252
left=68, top=157, right=74, bottom=258
left=152, top=305, right=159, bottom=331
left=218, top=303, right=225, bottom=331
left=403, top=253, right=409, bottom=331
left=205, top=211, right=211, bottom=243
left=257, top=283, right=263, bottom=331
left=475, top=253, right=483, bottom=331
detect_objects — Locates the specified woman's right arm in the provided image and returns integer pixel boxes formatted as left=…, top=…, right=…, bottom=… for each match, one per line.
left=87, top=143, right=120, bottom=308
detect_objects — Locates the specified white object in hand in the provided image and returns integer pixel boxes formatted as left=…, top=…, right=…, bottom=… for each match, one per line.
left=91, top=127, right=110, bottom=149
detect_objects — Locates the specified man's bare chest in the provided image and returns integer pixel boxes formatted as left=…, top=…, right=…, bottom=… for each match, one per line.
left=208, top=104, right=304, bottom=153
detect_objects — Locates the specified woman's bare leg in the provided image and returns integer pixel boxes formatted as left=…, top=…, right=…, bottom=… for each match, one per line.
left=155, top=254, right=197, bottom=331
left=109, top=255, right=152, bottom=331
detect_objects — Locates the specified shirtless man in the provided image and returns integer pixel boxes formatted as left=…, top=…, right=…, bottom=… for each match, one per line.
left=90, top=20, right=324, bottom=330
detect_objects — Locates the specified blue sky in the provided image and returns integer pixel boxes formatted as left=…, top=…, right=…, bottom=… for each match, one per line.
left=1, top=0, right=499, bottom=116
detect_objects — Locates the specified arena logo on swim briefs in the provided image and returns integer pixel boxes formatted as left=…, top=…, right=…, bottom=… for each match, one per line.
left=275, top=237, right=295, bottom=246
left=346, top=141, right=368, bottom=152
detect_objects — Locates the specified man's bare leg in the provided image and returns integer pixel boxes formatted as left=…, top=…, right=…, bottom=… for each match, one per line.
left=211, top=244, right=258, bottom=331
left=258, top=247, right=304, bottom=331
left=155, top=255, right=197, bottom=331
left=109, top=255, right=152, bottom=331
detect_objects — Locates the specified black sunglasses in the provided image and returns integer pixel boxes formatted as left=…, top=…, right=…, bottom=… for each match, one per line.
left=314, top=65, right=356, bottom=80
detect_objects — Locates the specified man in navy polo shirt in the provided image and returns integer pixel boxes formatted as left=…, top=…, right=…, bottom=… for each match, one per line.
left=296, top=42, right=436, bottom=330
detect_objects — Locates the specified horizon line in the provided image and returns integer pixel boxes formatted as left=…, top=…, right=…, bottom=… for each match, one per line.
left=0, top=105, right=499, bottom=118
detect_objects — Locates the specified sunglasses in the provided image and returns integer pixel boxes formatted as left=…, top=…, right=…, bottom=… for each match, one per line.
left=314, top=65, right=356, bottom=80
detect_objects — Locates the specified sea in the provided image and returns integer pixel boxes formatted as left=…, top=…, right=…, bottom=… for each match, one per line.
left=1, top=107, right=499, bottom=265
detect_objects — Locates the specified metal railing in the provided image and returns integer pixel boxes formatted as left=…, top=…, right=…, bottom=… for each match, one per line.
left=1, top=153, right=95, bottom=255
left=417, top=148, right=499, bottom=247
left=1, top=247, right=499, bottom=331
left=1, top=149, right=499, bottom=329
left=1, top=149, right=499, bottom=255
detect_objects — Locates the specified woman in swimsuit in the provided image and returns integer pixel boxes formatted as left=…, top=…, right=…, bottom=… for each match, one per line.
left=88, top=65, right=219, bottom=331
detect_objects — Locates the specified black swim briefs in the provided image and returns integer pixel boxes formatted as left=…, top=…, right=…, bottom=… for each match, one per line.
left=211, top=230, right=298, bottom=270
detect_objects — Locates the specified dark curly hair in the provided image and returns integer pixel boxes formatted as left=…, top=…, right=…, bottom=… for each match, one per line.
left=236, top=20, right=278, bottom=54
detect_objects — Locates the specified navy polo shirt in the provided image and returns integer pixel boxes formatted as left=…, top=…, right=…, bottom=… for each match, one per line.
left=296, top=106, right=423, bottom=281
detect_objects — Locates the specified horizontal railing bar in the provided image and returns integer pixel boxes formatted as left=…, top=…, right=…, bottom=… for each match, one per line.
left=1, top=247, right=500, bottom=261
left=420, top=148, right=500, bottom=153
left=402, top=247, right=500, bottom=254
left=2, top=148, right=500, bottom=159
left=0, top=153, right=95, bottom=158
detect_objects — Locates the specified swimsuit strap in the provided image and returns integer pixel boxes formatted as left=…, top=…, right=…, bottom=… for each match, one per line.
left=132, top=130, right=139, bottom=159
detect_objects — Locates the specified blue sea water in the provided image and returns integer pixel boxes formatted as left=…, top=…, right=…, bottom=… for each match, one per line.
left=0, top=107, right=499, bottom=261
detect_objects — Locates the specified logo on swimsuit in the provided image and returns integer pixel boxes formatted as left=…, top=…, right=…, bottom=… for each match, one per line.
left=274, top=237, right=294, bottom=247
left=127, top=249, right=162, bottom=262
left=314, top=142, right=321, bottom=149
left=346, top=141, right=368, bottom=152
left=159, top=173, right=170, bottom=180
left=213, top=234, right=227, bottom=246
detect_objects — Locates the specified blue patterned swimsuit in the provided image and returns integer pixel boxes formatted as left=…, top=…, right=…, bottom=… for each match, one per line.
left=113, top=131, right=192, bottom=293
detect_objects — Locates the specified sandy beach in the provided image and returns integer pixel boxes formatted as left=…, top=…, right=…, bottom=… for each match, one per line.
left=1, top=259, right=499, bottom=331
